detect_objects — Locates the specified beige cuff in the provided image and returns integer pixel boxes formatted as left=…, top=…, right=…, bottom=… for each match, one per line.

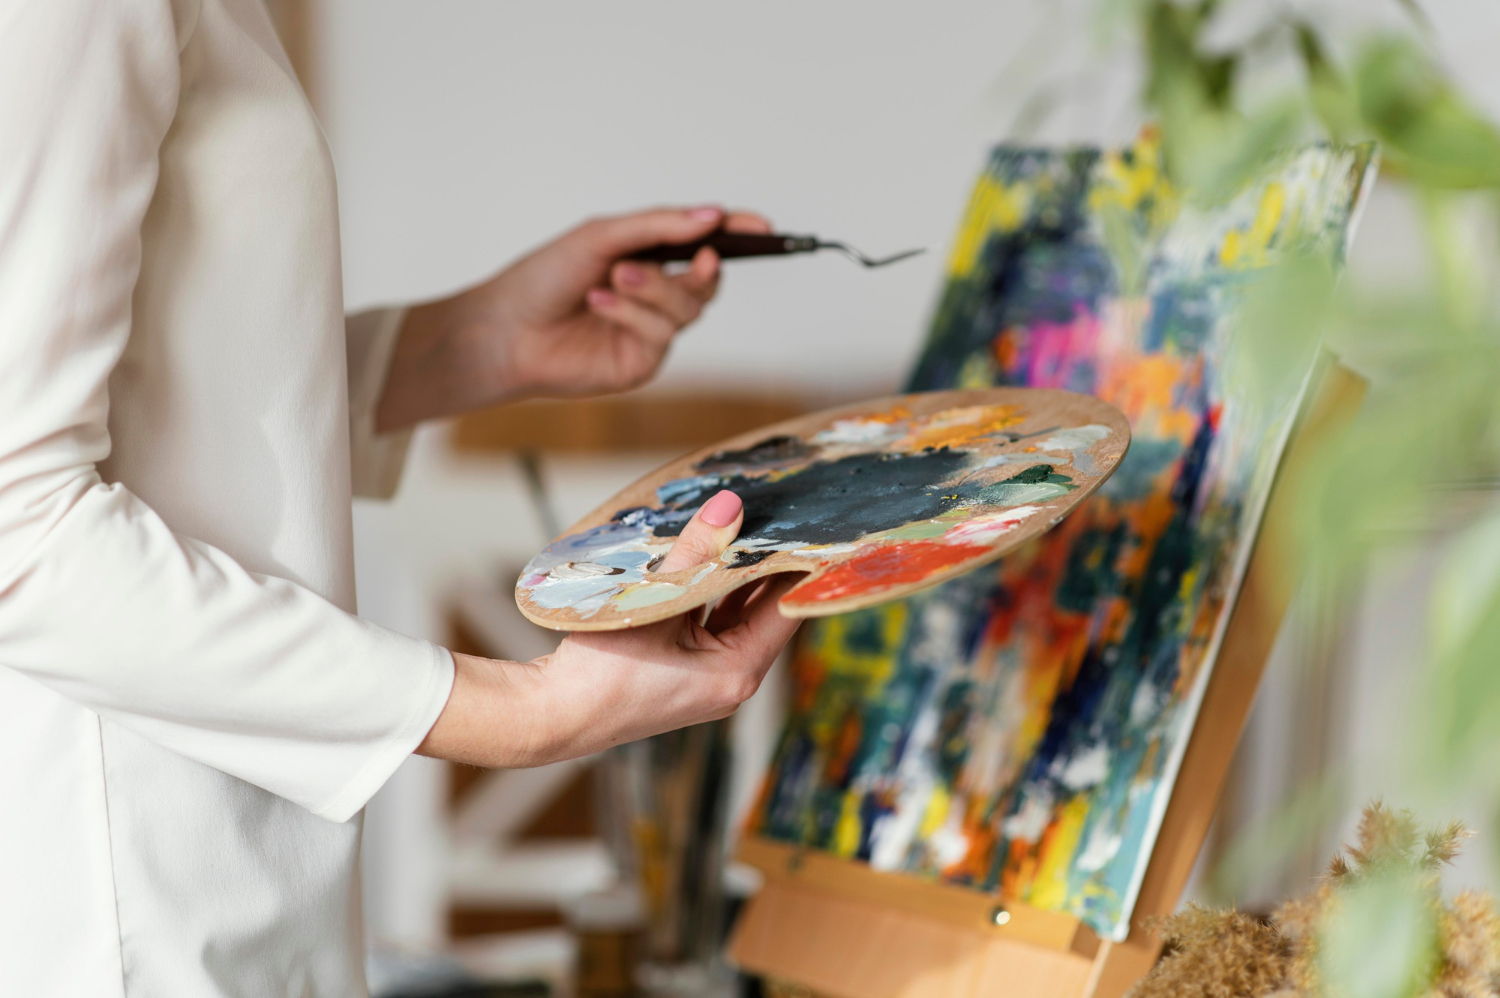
left=313, top=644, right=456, bottom=823
left=346, top=306, right=414, bottom=499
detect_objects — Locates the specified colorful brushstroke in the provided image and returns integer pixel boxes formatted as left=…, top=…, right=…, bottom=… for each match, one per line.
left=518, top=402, right=1109, bottom=618
left=747, top=137, right=1375, bottom=940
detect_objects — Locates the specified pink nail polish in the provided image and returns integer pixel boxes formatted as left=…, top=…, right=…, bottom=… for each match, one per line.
left=617, top=263, right=645, bottom=288
left=689, top=206, right=722, bottom=221
left=699, top=490, right=742, bottom=527
left=587, top=288, right=617, bottom=307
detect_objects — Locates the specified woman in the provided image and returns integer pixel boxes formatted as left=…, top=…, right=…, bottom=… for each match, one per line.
left=0, top=2, right=799, bottom=996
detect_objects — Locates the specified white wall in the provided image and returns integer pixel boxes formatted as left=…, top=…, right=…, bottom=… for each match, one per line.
left=323, top=0, right=1143, bottom=391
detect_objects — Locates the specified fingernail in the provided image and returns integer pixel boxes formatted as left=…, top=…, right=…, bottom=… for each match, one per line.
left=587, top=288, right=617, bottom=307
left=616, top=263, right=645, bottom=288
left=699, top=489, right=742, bottom=527
left=689, top=206, right=722, bottom=221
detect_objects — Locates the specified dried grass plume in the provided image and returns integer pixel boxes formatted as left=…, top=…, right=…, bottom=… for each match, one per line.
left=1128, top=803, right=1500, bottom=998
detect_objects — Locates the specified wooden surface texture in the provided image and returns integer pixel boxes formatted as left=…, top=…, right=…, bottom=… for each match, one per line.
left=517, top=388, right=1128, bottom=630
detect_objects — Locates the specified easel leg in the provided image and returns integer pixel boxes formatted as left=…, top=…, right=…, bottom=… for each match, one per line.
left=1081, top=938, right=1161, bottom=998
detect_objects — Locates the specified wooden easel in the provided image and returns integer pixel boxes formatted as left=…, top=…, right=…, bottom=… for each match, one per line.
left=727, top=359, right=1366, bottom=998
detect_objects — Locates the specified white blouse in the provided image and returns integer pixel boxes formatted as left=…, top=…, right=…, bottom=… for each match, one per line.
left=0, top=1, right=456, bottom=996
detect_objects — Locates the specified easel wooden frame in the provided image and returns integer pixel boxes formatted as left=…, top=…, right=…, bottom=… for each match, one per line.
left=727, top=358, right=1366, bottom=998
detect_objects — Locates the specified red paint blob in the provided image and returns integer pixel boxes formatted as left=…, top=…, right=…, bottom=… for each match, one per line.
left=785, top=540, right=992, bottom=606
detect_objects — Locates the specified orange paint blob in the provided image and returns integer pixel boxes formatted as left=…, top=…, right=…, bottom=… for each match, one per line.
left=905, top=404, right=1022, bottom=450
left=869, top=404, right=912, bottom=424
left=786, top=540, right=992, bottom=605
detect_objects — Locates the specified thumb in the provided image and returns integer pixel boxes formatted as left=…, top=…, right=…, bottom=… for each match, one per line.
left=657, top=490, right=743, bottom=573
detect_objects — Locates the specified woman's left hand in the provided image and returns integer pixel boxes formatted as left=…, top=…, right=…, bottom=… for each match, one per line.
left=376, top=205, right=771, bottom=431
left=416, top=489, right=806, bottom=770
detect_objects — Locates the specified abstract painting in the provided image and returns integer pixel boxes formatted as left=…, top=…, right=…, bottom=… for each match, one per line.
left=517, top=389, right=1128, bottom=631
left=747, top=135, right=1376, bottom=940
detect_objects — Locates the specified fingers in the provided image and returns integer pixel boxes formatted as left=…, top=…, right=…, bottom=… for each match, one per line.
left=575, top=206, right=773, bottom=260
left=709, top=572, right=804, bottom=659
left=709, top=571, right=803, bottom=630
left=584, top=206, right=770, bottom=330
left=608, top=257, right=716, bottom=327
left=705, top=574, right=786, bottom=633
left=657, top=490, right=743, bottom=574
left=723, top=211, right=774, bottom=234
left=705, top=577, right=770, bottom=631
left=658, top=208, right=770, bottom=300
left=576, top=205, right=728, bottom=261
left=584, top=287, right=678, bottom=349
left=676, top=571, right=800, bottom=714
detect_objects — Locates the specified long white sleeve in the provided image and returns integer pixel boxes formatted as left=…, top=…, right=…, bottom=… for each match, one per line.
left=0, top=0, right=452, bottom=822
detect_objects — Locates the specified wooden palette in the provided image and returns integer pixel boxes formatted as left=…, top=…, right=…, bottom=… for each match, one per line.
left=515, top=388, right=1129, bottom=631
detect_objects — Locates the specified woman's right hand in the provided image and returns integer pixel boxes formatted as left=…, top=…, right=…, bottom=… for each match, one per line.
left=416, top=490, right=802, bottom=769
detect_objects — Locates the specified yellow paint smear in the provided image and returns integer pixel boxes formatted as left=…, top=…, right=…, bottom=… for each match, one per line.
left=833, top=790, right=864, bottom=858
left=948, top=175, right=1027, bottom=278
left=808, top=603, right=908, bottom=687
left=1220, top=182, right=1286, bottom=268
left=917, top=784, right=952, bottom=841
left=1027, top=794, right=1090, bottom=909
left=1089, top=128, right=1178, bottom=230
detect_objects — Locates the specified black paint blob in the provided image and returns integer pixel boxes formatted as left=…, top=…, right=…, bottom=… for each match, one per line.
left=696, top=435, right=817, bottom=472
left=725, top=549, right=774, bottom=569
left=654, top=449, right=969, bottom=544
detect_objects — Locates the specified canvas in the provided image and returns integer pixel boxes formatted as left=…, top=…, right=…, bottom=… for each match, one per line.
left=747, top=135, right=1376, bottom=941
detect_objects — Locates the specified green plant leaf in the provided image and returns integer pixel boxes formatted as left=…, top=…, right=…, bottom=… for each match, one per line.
left=1319, top=870, right=1439, bottom=998
left=1355, top=35, right=1500, bottom=189
left=1098, top=200, right=1149, bottom=296
left=1205, top=769, right=1347, bottom=906
left=1296, top=353, right=1497, bottom=581
left=1294, top=21, right=1362, bottom=143
left=1115, top=0, right=1500, bottom=959
left=1430, top=498, right=1500, bottom=663
left=1418, top=190, right=1492, bottom=333
left=1392, top=0, right=1436, bottom=36
left=1422, top=528, right=1500, bottom=789
left=1143, top=0, right=1236, bottom=112
left=1229, top=249, right=1337, bottom=410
